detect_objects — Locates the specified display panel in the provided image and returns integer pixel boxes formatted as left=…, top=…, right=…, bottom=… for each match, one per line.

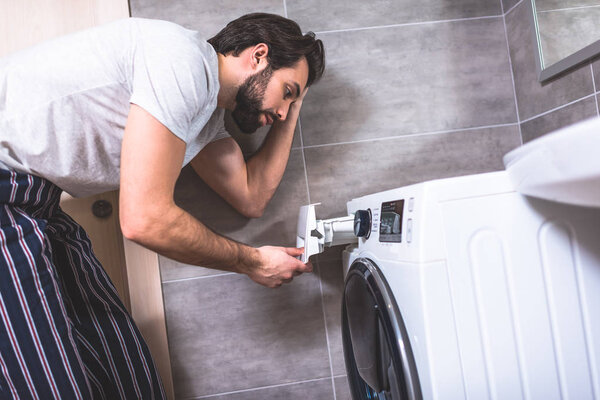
left=379, top=199, right=405, bottom=242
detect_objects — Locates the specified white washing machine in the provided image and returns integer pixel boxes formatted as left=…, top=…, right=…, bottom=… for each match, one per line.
left=331, top=118, right=600, bottom=400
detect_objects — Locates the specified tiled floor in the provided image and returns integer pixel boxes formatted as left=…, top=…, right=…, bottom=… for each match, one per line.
left=129, top=0, right=600, bottom=398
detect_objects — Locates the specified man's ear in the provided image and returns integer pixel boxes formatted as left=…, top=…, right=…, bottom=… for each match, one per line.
left=251, top=43, right=269, bottom=71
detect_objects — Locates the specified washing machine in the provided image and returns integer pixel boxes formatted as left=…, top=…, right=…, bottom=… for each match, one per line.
left=335, top=118, right=600, bottom=400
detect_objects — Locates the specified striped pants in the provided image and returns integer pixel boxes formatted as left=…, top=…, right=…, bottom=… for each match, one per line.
left=0, top=170, right=165, bottom=399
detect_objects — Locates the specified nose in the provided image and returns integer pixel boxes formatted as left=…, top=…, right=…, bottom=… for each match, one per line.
left=276, top=102, right=291, bottom=121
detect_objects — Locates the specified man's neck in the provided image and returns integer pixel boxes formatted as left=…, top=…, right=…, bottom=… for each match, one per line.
left=216, top=53, right=239, bottom=110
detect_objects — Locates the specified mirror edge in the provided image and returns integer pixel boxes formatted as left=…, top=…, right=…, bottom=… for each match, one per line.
left=528, top=0, right=544, bottom=81
left=529, top=0, right=600, bottom=83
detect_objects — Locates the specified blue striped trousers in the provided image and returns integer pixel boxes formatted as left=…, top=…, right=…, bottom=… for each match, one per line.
left=0, top=170, right=165, bottom=399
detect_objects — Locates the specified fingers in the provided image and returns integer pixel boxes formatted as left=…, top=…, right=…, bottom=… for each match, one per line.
left=283, top=247, right=305, bottom=257
left=253, top=246, right=314, bottom=289
left=300, top=86, right=309, bottom=100
left=283, top=247, right=313, bottom=270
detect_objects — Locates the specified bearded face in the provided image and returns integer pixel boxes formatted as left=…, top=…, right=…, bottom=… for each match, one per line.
left=231, top=65, right=274, bottom=134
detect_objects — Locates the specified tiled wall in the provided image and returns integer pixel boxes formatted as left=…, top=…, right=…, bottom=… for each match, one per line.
left=129, top=0, right=599, bottom=398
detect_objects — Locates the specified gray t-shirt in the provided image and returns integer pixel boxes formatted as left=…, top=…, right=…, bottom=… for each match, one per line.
left=0, top=18, right=229, bottom=197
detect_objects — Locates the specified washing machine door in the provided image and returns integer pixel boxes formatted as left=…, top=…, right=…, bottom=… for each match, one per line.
left=343, top=258, right=421, bottom=400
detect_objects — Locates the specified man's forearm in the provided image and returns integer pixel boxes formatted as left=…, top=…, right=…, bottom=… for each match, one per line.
left=245, top=104, right=301, bottom=208
left=125, top=203, right=260, bottom=274
left=123, top=201, right=311, bottom=288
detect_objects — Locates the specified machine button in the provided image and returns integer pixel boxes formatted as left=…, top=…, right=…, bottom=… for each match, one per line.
left=407, top=218, right=413, bottom=243
left=354, top=209, right=372, bottom=238
left=408, top=197, right=414, bottom=212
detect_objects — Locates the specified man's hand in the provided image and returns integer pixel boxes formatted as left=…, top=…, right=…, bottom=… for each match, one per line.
left=274, top=87, right=308, bottom=128
left=242, top=246, right=313, bottom=288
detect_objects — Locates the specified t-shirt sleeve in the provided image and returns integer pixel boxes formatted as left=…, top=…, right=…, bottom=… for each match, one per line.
left=210, top=118, right=231, bottom=143
left=129, top=21, right=215, bottom=144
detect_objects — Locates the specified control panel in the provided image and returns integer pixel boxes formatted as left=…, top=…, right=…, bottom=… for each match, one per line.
left=347, top=188, right=420, bottom=261
left=379, top=199, right=404, bottom=243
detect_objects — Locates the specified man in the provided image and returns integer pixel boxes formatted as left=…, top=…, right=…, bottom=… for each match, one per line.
left=0, top=13, right=324, bottom=399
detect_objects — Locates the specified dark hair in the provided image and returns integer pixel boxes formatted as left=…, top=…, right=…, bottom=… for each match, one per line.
left=208, top=13, right=325, bottom=87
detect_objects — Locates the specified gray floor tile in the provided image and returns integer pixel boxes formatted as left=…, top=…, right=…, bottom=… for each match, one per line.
left=537, top=7, right=600, bottom=67
left=159, top=255, right=227, bottom=282
left=316, top=257, right=346, bottom=376
left=286, top=0, right=501, bottom=33
left=203, top=378, right=334, bottom=400
left=316, top=245, right=345, bottom=263
left=130, top=0, right=284, bottom=38
left=506, top=1, right=594, bottom=120
left=305, top=125, right=521, bottom=219
left=300, top=18, right=516, bottom=147
left=163, top=272, right=330, bottom=398
left=173, top=150, right=308, bottom=247
left=520, top=96, right=598, bottom=143
left=334, top=376, right=352, bottom=400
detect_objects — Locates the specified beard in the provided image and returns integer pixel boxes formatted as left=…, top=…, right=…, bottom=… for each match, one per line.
left=231, top=65, right=273, bottom=134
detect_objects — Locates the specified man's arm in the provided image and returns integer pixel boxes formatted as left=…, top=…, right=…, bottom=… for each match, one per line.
left=190, top=94, right=305, bottom=218
left=119, top=104, right=311, bottom=288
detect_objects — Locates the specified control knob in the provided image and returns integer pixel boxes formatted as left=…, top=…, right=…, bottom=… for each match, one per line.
left=354, top=209, right=371, bottom=238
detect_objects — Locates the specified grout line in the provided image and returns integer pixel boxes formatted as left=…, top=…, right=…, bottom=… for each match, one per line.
left=537, top=4, right=600, bottom=13
left=591, top=64, right=600, bottom=116
left=333, top=374, right=346, bottom=379
left=302, top=122, right=520, bottom=149
left=504, top=0, right=524, bottom=16
left=520, top=93, right=597, bottom=124
left=314, top=14, right=502, bottom=35
left=500, top=0, right=523, bottom=145
left=187, top=376, right=333, bottom=399
left=298, top=117, right=312, bottom=204
left=282, top=0, right=288, bottom=18
left=315, top=260, right=337, bottom=400
left=162, top=272, right=237, bottom=284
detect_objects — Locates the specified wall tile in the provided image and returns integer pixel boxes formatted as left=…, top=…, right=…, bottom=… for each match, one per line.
left=335, top=376, right=352, bottom=400
left=520, top=96, right=597, bottom=143
left=502, top=0, right=522, bottom=13
left=316, top=256, right=346, bottom=376
left=300, top=18, right=517, bottom=146
left=129, top=0, right=284, bottom=38
left=305, top=125, right=521, bottom=219
left=205, top=378, right=334, bottom=400
left=163, top=272, right=330, bottom=398
left=286, top=0, right=501, bottom=33
left=505, top=1, right=594, bottom=120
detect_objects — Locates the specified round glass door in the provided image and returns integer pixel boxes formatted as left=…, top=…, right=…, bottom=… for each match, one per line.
left=342, top=258, right=421, bottom=400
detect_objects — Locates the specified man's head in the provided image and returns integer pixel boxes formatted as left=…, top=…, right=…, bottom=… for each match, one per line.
left=209, top=13, right=325, bottom=133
